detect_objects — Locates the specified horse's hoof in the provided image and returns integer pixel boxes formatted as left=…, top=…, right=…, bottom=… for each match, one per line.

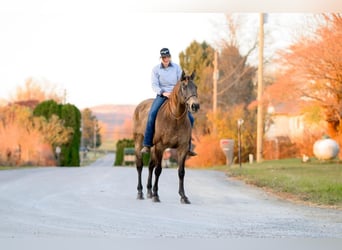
left=147, top=191, right=153, bottom=199
left=152, top=196, right=160, bottom=202
left=136, top=193, right=144, bottom=200
left=181, top=197, right=191, bottom=204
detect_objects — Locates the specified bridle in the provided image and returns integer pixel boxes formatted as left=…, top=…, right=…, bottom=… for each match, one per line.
left=168, top=80, right=197, bottom=120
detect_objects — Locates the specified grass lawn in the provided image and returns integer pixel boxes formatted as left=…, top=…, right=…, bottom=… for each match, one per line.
left=217, top=158, right=342, bottom=209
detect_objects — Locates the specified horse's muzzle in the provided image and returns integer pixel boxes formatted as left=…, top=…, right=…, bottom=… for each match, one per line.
left=191, top=103, right=200, bottom=112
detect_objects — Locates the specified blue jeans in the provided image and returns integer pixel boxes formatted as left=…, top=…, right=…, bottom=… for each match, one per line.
left=143, top=95, right=194, bottom=147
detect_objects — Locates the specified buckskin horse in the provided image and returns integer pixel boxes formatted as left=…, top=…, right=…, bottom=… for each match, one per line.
left=133, top=71, right=200, bottom=204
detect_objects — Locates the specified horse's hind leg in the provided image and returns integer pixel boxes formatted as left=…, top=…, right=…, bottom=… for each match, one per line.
left=135, top=135, right=144, bottom=200
left=149, top=148, right=163, bottom=202
left=146, top=160, right=154, bottom=199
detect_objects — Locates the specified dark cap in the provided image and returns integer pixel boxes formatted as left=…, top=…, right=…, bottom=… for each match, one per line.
left=160, top=48, right=171, bottom=57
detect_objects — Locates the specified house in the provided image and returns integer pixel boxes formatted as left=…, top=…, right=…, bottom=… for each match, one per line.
left=265, top=102, right=305, bottom=140
left=263, top=101, right=324, bottom=159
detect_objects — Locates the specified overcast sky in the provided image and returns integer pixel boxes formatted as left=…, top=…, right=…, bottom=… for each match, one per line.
left=0, top=1, right=340, bottom=109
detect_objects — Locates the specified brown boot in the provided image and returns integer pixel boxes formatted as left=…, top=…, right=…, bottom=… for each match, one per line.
left=140, top=146, right=151, bottom=154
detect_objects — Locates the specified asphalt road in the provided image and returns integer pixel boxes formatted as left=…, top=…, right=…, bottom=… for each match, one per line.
left=0, top=153, right=341, bottom=239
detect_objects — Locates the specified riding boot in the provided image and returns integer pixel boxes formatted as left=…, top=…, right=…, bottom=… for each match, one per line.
left=141, top=146, right=151, bottom=154
left=188, top=142, right=197, bottom=157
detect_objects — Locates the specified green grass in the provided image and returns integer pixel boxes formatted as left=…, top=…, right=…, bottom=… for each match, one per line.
left=221, top=158, right=342, bottom=208
left=0, top=166, right=38, bottom=171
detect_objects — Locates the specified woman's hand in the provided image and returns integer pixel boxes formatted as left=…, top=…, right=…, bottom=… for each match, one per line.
left=162, top=92, right=171, bottom=98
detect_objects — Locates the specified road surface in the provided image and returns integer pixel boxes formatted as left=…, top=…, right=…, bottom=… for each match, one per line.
left=0, top=153, right=341, bottom=239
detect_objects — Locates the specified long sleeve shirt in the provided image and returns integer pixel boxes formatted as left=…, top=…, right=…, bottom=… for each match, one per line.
left=151, top=62, right=182, bottom=95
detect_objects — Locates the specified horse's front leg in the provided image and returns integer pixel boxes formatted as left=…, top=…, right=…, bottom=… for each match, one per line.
left=152, top=164, right=162, bottom=202
left=151, top=148, right=163, bottom=202
left=178, top=155, right=191, bottom=204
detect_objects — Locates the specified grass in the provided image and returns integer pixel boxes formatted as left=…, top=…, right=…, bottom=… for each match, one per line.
left=0, top=165, right=38, bottom=171
left=220, top=158, right=342, bottom=208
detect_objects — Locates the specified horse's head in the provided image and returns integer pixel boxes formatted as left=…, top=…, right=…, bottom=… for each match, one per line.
left=180, top=71, right=200, bottom=113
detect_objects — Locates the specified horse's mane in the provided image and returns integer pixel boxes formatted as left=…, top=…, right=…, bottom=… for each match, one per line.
left=163, top=80, right=188, bottom=120
left=168, top=81, right=181, bottom=109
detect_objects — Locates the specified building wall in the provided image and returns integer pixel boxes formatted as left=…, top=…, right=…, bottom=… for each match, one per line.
left=266, top=114, right=304, bottom=140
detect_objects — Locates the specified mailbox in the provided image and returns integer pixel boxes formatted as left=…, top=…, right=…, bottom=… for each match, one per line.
left=220, top=139, right=234, bottom=166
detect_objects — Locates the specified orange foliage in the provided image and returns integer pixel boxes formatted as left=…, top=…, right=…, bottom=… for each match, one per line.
left=12, top=77, right=63, bottom=103
left=0, top=105, right=56, bottom=166
left=268, top=14, right=342, bottom=135
left=97, top=120, right=108, bottom=141
left=186, top=135, right=226, bottom=168
left=0, top=123, right=56, bottom=166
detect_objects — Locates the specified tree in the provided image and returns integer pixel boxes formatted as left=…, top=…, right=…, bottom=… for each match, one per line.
left=181, top=15, right=259, bottom=164
left=81, top=108, right=101, bottom=149
left=179, top=40, right=215, bottom=134
left=217, top=44, right=257, bottom=107
left=0, top=104, right=67, bottom=166
left=33, top=99, right=61, bottom=118
left=268, top=14, right=342, bottom=136
left=11, top=77, right=64, bottom=104
left=34, top=100, right=82, bottom=166
left=33, top=114, right=73, bottom=148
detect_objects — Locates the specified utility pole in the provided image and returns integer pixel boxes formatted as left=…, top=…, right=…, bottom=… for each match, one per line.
left=213, top=50, right=218, bottom=135
left=256, top=13, right=265, bottom=163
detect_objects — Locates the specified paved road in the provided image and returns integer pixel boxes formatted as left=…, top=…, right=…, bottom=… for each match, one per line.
left=0, top=153, right=341, bottom=239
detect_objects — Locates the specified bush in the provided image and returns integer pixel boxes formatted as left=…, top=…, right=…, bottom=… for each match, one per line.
left=187, top=135, right=226, bottom=167
left=114, top=139, right=134, bottom=166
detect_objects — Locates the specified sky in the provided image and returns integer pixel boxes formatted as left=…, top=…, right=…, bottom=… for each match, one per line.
left=0, top=0, right=340, bottom=109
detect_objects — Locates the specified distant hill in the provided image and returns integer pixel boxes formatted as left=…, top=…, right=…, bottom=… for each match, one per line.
left=89, top=104, right=136, bottom=127
left=90, top=104, right=136, bottom=140
left=90, top=104, right=136, bottom=126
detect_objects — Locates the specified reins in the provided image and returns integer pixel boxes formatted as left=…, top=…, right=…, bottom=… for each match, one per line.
left=168, top=102, right=188, bottom=120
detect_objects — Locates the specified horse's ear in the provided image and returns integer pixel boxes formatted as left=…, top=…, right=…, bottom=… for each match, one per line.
left=190, top=71, right=196, bottom=80
left=181, top=71, right=186, bottom=81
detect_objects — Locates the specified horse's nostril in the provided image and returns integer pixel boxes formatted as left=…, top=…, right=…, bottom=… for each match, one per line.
left=191, top=103, right=200, bottom=112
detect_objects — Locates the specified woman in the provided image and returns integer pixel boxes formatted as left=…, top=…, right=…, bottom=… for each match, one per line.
left=141, top=48, right=196, bottom=156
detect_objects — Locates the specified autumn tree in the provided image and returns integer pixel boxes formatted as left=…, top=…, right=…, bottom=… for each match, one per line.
left=268, top=14, right=342, bottom=137
left=0, top=104, right=70, bottom=166
left=81, top=108, right=101, bottom=149
left=180, top=15, right=258, bottom=165
left=209, top=15, right=257, bottom=163
left=11, top=77, right=64, bottom=104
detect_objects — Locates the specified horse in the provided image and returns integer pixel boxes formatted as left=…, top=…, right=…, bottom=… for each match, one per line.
left=133, top=71, right=200, bottom=204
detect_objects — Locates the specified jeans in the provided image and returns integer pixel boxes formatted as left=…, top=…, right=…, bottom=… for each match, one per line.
left=143, top=95, right=194, bottom=147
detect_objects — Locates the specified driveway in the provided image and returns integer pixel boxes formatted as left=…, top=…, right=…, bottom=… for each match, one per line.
left=0, top=153, right=341, bottom=239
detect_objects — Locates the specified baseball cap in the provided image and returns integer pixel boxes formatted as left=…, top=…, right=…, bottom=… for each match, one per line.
left=160, top=48, right=171, bottom=57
